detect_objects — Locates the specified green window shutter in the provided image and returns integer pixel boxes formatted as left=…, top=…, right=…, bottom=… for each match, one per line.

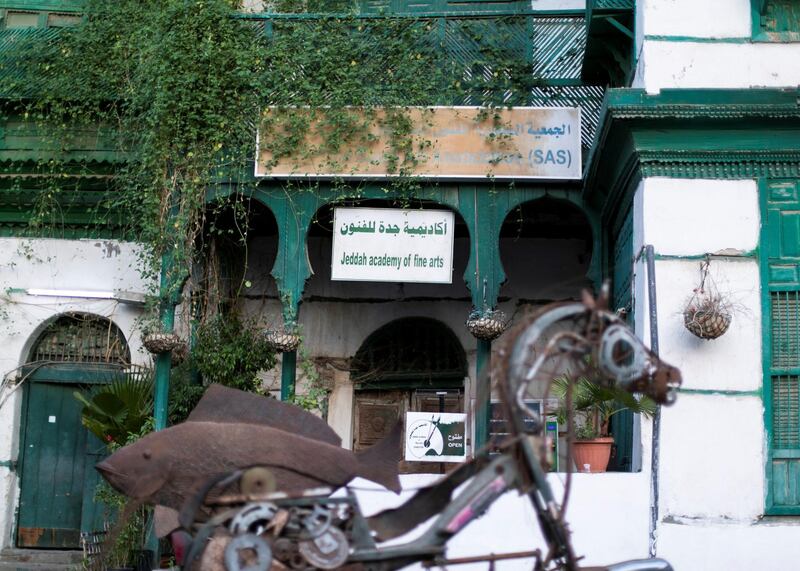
left=608, top=205, right=634, bottom=472
left=764, top=179, right=800, bottom=514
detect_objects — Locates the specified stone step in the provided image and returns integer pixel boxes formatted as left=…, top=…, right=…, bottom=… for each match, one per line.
left=0, top=563, right=77, bottom=571
left=0, top=549, right=82, bottom=566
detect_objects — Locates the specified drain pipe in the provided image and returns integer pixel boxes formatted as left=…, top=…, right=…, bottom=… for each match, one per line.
left=645, top=244, right=661, bottom=558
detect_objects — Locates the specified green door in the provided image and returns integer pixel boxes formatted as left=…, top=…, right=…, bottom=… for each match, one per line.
left=17, top=376, right=106, bottom=548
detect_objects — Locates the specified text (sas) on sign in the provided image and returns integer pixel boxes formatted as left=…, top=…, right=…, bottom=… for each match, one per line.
left=332, top=207, right=455, bottom=284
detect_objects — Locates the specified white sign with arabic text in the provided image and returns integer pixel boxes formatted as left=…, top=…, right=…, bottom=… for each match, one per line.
left=331, top=207, right=454, bottom=283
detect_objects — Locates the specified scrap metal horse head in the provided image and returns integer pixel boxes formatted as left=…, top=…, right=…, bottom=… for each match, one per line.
left=507, top=287, right=682, bottom=415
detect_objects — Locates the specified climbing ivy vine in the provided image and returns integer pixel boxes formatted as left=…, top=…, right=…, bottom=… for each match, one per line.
left=1, top=0, right=539, bottom=361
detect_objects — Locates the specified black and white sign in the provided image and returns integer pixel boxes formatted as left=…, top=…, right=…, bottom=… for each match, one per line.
left=405, top=412, right=467, bottom=463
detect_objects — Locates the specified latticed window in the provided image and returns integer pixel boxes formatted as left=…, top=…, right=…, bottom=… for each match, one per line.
left=30, top=313, right=130, bottom=365
left=351, top=316, right=467, bottom=386
left=357, top=0, right=525, bottom=15
left=763, top=180, right=800, bottom=514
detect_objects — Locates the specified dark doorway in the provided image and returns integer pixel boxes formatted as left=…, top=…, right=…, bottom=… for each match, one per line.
left=351, top=317, right=467, bottom=473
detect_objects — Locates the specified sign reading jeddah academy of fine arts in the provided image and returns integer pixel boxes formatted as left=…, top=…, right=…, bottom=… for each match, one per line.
left=332, top=207, right=454, bottom=284
left=256, top=107, right=581, bottom=180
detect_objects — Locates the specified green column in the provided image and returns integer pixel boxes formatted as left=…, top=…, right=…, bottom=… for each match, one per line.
left=280, top=350, right=297, bottom=401
left=261, top=190, right=316, bottom=402
left=153, top=251, right=177, bottom=431
left=461, top=186, right=504, bottom=451
left=149, top=250, right=179, bottom=564
left=474, top=339, right=492, bottom=450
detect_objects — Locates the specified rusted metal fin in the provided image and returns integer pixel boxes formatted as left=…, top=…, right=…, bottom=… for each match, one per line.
left=186, top=384, right=341, bottom=446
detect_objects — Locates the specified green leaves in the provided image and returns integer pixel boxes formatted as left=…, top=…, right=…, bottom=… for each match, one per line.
left=4, top=1, right=541, bottom=322
left=73, top=367, right=154, bottom=445
left=553, top=375, right=656, bottom=438
left=193, top=313, right=277, bottom=392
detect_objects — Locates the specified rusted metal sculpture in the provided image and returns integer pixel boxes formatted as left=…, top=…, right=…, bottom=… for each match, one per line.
left=98, top=286, right=682, bottom=571
left=96, top=386, right=402, bottom=515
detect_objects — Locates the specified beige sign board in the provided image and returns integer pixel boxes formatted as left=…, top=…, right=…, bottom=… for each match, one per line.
left=255, top=106, right=581, bottom=180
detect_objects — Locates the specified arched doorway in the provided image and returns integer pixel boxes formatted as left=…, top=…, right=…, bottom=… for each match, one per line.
left=351, top=317, right=467, bottom=473
left=17, top=313, right=130, bottom=548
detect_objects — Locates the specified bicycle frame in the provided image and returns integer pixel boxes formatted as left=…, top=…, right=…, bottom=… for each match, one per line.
left=182, top=295, right=680, bottom=571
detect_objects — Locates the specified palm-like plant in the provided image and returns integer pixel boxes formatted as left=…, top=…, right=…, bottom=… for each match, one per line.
left=553, top=376, right=656, bottom=439
left=73, top=366, right=154, bottom=446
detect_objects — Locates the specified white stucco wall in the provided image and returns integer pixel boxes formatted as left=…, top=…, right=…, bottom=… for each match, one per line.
left=631, top=177, right=800, bottom=569
left=641, top=0, right=753, bottom=39
left=635, top=0, right=800, bottom=93
left=0, top=237, right=151, bottom=549
left=530, top=0, right=584, bottom=10
left=348, top=469, right=652, bottom=571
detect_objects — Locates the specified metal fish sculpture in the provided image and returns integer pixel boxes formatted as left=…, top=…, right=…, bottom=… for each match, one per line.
left=95, top=388, right=402, bottom=513
left=186, top=384, right=342, bottom=446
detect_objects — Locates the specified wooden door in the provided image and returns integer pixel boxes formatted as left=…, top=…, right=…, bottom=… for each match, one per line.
left=353, top=389, right=463, bottom=474
left=353, top=390, right=406, bottom=451
left=17, top=379, right=105, bottom=548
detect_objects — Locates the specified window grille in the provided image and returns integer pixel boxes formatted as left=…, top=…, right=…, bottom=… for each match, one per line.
left=351, top=317, right=466, bottom=385
left=771, top=291, right=800, bottom=369
left=30, top=313, right=130, bottom=365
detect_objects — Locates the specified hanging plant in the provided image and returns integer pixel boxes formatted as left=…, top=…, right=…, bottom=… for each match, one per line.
left=142, top=331, right=184, bottom=355
left=466, top=307, right=508, bottom=341
left=683, top=259, right=732, bottom=340
left=264, top=328, right=302, bottom=353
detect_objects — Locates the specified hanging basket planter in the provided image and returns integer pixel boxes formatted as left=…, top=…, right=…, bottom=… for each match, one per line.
left=142, top=332, right=184, bottom=354
left=682, top=259, right=733, bottom=340
left=466, top=309, right=508, bottom=341
left=683, top=298, right=732, bottom=340
left=264, top=329, right=301, bottom=353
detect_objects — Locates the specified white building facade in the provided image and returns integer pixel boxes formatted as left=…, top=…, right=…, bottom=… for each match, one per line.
left=0, top=1, right=799, bottom=570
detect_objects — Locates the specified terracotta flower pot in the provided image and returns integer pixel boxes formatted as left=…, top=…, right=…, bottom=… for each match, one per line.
left=571, top=437, right=614, bottom=473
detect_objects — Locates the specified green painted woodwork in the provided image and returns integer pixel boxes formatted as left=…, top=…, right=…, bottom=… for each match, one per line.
left=606, top=203, right=633, bottom=471
left=761, top=178, right=800, bottom=515
left=212, top=182, right=593, bottom=412
left=678, top=388, right=763, bottom=397
left=643, top=35, right=753, bottom=43
left=752, top=0, right=800, bottom=42
left=584, top=88, right=800, bottom=228
left=0, top=3, right=605, bottom=446
left=149, top=246, right=182, bottom=562
left=582, top=0, right=635, bottom=87
left=356, top=0, right=526, bottom=15
left=0, top=1, right=83, bottom=12
left=17, top=374, right=106, bottom=548
left=280, top=351, right=297, bottom=401
left=474, top=338, right=491, bottom=449
left=154, top=239, right=184, bottom=430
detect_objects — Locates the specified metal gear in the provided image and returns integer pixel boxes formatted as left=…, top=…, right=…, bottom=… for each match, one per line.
left=223, top=533, right=273, bottom=571
left=298, top=526, right=350, bottom=569
left=229, top=502, right=279, bottom=536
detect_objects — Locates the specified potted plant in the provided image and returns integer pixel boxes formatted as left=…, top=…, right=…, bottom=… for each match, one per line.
left=554, top=376, right=656, bottom=473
